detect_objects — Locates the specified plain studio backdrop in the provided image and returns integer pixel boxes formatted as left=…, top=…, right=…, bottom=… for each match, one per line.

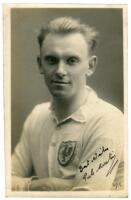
left=11, top=8, right=123, bottom=153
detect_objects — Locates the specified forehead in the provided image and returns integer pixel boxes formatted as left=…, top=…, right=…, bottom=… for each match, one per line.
left=41, top=32, right=89, bottom=57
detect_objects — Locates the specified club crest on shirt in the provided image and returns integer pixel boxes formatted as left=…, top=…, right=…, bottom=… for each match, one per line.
left=58, top=141, right=77, bottom=166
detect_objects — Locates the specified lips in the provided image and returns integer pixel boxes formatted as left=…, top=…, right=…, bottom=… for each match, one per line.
left=51, top=80, right=70, bottom=84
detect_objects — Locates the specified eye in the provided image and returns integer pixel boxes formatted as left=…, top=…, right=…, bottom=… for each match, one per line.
left=44, top=56, right=58, bottom=65
left=67, top=57, right=79, bottom=66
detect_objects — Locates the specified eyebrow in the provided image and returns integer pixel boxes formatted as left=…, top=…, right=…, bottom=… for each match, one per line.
left=43, top=52, right=82, bottom=59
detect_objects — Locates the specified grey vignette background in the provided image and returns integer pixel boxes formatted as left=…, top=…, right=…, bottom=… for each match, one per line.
left=11, top=8, right=123, bottom=153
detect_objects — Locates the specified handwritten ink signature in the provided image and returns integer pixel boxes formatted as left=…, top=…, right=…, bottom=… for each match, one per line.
left=106, top=154, right=118, bottom=177
left=83, top=168, right=95, bottom=181
left=79, top=146, right=109, bottom=173
left=78, top=146, right=118, bottom=181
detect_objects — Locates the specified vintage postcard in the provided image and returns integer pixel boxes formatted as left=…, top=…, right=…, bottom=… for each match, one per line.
left=4, top=4, right=128, bottom=197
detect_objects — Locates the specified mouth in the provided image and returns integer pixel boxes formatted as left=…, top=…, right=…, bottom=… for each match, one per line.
left=51, top=80, right=70, bottom=85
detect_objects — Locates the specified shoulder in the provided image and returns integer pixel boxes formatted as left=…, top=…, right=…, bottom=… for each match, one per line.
left=84, top=87, right=123, bottom=122
left=83, top=95, right=124, bottom=143
left=82, top=97, right=124, bottom=157
left=24, top=102, right=51, bottom=129
left=85, top=92, right=123, bottom=123
left=96, top=98, right=123, bottom=119
left=94, top=99, right=124, bottom=137
left=89, top=96, right=123, bottom=128
left=31, top=102, right=51, bottom=116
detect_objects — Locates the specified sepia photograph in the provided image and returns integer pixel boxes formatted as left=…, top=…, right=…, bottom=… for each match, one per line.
left=4, top=4, right=128, bottom=197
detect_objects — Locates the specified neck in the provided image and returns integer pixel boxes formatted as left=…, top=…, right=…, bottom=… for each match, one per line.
left=52, top=86, right=87, bottom=121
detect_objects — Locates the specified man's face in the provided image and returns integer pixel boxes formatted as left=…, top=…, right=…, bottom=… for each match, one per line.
left=40, top=32, right=92, bottom=99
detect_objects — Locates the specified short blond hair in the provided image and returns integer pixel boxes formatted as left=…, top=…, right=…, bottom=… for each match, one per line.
left=38, top=17, right=99, bottom=53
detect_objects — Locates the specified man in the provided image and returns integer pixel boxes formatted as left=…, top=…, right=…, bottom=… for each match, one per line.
left=12, top=17, right=124, bottom=191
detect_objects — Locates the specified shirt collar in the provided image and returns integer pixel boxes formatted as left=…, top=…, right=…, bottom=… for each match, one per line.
left=49, top=86, right=98, bottom=125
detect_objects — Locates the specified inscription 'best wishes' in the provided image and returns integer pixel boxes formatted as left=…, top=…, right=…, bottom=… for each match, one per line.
left=79, top=146, right=118, bottom=181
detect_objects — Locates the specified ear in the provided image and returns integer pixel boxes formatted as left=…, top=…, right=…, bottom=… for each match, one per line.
left=37, top=56, right=44, bottom=74
left=87, top=55, right=97, bottom=77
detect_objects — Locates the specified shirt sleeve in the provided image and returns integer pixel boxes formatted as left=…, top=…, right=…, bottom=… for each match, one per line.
left=11, top=109, right=34, bottom=190
left=72, top=109, right=124, bottom=191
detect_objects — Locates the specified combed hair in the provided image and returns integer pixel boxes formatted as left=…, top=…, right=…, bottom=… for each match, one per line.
left=37, top=17, right=99, bottom=52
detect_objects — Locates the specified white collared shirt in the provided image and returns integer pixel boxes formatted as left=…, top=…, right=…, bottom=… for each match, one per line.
left=12, top=87, right=124, bottom=191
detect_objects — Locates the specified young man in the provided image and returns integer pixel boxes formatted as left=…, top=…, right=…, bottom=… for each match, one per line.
left=12, top=17, right=124, bottom=191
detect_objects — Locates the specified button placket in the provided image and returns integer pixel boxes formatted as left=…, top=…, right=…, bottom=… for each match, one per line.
left=48, top=126, right=61, bottom=177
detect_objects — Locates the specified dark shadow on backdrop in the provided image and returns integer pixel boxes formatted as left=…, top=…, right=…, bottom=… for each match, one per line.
left=11, top=8, right=123, bottom=153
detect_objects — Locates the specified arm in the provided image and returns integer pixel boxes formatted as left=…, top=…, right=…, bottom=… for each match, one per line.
left=12, top=112, right=33, bottom=191
left=12, top=106, right=124, bottom=191
left=72, top=110, right=124, bottom=191
left=11, top=106, right=74, bottom=191
left=27, top=110, right=124, bottom=191
left=29, top=178, right=74, bottom=191
left=12, top=107, right=74, bottom=191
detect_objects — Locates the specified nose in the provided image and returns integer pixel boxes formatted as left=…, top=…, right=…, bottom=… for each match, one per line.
left=55, top=61, right=67, bottom=77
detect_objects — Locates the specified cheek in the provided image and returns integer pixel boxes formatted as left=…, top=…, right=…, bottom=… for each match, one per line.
left=44, top=72, right=52, bottom=82
left=69, top=64, right=88, bottom=78
left=42, top=64, right=55, bottom=75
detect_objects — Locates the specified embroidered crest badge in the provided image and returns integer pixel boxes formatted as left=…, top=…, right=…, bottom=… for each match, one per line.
left=58, top=141, right=77, bottom=166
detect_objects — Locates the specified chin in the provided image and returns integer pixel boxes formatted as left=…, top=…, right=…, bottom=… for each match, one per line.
left=52, top=92, right=68, bottom=98
left=51, top=90, right=72, bottom=99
